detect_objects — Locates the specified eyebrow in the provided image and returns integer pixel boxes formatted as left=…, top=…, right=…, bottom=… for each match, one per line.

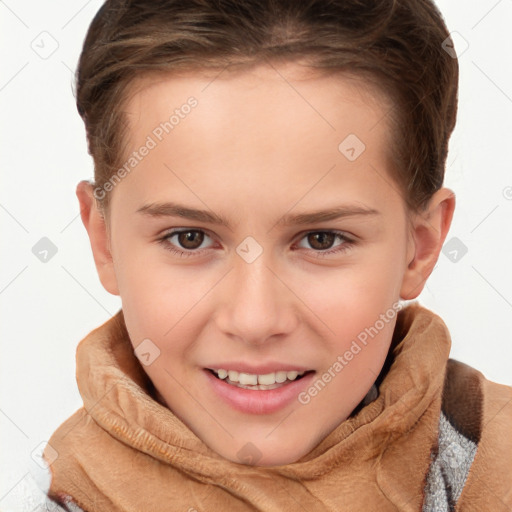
left=136, top=201, right=380, bottom=229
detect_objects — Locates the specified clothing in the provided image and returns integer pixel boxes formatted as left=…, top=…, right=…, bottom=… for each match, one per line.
left=43, top=303, right=512, bottom=511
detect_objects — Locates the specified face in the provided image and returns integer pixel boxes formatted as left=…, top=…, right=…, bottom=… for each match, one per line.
left=93, top=63, right=421, bottom=466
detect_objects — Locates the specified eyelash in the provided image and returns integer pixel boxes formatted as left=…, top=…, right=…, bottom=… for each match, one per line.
left=158, top=229, right=355, bottom=259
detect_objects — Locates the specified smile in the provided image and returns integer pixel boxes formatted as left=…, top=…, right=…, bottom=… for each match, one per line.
left=204, top=368, right=317, bottom=414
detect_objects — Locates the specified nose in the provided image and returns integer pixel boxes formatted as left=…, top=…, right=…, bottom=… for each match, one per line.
left=214, top=250, right=298, bottom=346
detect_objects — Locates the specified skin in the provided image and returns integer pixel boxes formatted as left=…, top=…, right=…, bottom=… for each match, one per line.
left=77, top=62, right=455, bottom=466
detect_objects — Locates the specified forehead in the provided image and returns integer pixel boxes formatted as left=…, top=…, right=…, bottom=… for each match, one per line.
left=123, top=62, right=390, bottom=128
left=112, top=62, right=400, bottom=218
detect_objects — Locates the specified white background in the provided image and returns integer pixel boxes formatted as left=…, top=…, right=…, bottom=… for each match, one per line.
left=1, top=0, right=511, bottom=507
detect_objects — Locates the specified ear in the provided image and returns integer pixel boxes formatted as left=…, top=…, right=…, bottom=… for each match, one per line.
left=400, top=187, right=455, bottom=300
left=76, top=180, right=120, bottom=296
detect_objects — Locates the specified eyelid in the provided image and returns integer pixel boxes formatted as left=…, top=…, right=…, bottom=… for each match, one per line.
left=159, top=226, right=213, bottom=237
left=293, top=228, right=354, bottom=241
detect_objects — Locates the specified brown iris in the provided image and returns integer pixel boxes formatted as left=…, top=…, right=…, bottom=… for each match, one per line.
left=177, top=230, right=204, bottom=249
left=307, top=232, right=335, bottom=250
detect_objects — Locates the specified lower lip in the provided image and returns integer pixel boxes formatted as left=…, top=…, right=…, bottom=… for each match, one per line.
left=204, top=369, right=316, bottom=415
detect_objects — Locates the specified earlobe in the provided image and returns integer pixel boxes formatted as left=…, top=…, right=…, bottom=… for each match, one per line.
left=400, top=188, right=456, bottom=300
left=76, top=180, right=120, bottom=296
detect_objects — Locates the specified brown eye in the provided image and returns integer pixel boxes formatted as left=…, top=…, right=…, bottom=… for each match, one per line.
left=295, top=231, right=354, bottom=257
left=306, top=232, right=336, bottom=250
left=177, top=230, right=204, bottom=249
left=159, top=229, right=215, bottom=258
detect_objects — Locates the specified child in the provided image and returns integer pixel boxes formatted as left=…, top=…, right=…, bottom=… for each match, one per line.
left=42, top=0, right=512, bottom=510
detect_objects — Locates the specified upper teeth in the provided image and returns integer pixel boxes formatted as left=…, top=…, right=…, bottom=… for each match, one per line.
left=213, top=369, right=305, bottom=385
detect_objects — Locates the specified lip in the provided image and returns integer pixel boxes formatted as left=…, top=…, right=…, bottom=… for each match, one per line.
left=205, top=362, right=313, bottom=374
left=204, top=368, right=316, bottom=415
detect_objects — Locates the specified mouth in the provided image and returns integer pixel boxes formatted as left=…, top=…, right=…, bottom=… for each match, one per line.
left=206, top=368, right=315, bottom=390
left=204, top=367, right=317, bottom=414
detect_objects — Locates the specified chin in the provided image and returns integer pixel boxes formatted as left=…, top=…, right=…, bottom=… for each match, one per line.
left=215, top=438, right=309, bottom=467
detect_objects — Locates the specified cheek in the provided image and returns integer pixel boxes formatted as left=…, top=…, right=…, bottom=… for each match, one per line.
left=115, top=259, right=211, bottom=364
left=313, top=280, right=398, bottom=390
left=322, top=299, right=396, bottom=372
left=113, top=234, right=179, bottom=312
left=302, top=249, right=402, bottom=368
left=306, top=255, right=401, bottom=323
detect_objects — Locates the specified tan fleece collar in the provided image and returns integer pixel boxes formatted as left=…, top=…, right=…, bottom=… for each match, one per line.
left=47, top=303, right=455, bottom=510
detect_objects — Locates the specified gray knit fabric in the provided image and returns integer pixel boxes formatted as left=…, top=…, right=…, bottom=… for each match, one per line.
left=422, top=411, right=478, bottom=511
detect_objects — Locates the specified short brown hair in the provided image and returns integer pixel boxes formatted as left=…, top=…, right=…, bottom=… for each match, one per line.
left=76, top=0, right=458, bottom=214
